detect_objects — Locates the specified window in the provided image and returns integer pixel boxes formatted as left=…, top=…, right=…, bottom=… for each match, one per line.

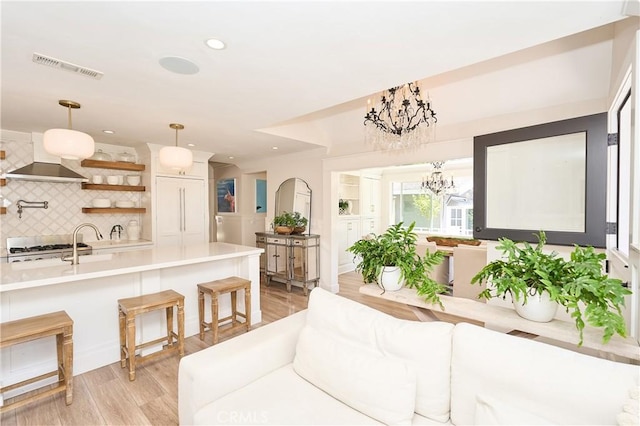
left=450, top=208, right=462, bottom=227
left=390, top=163, right=473, bottom=236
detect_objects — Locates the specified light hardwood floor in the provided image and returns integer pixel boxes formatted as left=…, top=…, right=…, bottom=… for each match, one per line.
left=1, top=272, right=418, bottom=426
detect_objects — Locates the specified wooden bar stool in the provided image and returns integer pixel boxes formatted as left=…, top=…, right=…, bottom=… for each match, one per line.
left=198, top=276, right=251, bottom=345
left=0, top=311, right=73, bottom=412
left=118, top=289, right=185, bottom=381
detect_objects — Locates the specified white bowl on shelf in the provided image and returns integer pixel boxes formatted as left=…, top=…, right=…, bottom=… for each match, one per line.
left=115, top=200, right=135, bottom=208
left=126, top=175, right=141, bottom=186
left=92, top=199, right=111, bottom=208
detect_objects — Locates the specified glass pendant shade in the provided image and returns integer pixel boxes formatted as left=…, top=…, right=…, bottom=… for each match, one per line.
left=159, top=146, right=193, bottom=170
left=43, top=128, right=95, bottom=160
left=159, top=123, right=193, bottom=170
left=43, top=100, right=95, bottom=160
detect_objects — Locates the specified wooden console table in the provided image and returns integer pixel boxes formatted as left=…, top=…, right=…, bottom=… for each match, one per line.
left=359, top=284, right=640, bottom=361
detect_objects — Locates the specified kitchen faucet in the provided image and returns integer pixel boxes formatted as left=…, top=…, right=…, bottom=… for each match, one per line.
left=63, top=223, right=103, bottom=265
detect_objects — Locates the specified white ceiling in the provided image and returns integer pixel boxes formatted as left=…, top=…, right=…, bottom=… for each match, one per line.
left=0, top=1, right=632, bottom=163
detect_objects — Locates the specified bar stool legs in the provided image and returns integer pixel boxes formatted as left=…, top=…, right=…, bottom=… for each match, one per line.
left=198, top=277, right=252, bottom=345
left=0, top=311, right=74, bottom=412
left=118, top=289, right=185, bottom=381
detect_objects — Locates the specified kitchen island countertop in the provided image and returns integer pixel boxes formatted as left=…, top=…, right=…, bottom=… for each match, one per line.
left=1, top=242, right=263, bottom=293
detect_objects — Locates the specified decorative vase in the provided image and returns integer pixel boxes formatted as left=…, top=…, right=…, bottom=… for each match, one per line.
left=513, top=289, right=558, bottom=322
left=274, top=226, right=294, bottom=235
left=346, top=200, right=353, bottom=215
left=378, top=266, right=404, bottom=291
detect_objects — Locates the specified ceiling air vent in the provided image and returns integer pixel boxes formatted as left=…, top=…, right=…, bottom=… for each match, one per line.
left=32, top=52, right=103, bottom=80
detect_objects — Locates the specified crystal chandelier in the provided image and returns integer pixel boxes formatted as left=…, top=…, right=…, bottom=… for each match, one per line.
left=364, top=82, right=437, bottom=150
left=421, top=161, right=455, bottom=196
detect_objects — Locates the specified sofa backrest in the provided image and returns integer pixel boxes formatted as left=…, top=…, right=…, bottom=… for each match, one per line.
left=294, top=287, right=455, bottom=423
left=450, top=322, right=639, bottom=425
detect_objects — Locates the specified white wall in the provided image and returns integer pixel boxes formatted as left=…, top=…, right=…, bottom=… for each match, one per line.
left=212, top=164, right=270, bottom=247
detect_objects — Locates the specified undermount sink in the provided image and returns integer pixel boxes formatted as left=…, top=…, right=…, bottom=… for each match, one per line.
left=11, top=253, right=114, bottom=270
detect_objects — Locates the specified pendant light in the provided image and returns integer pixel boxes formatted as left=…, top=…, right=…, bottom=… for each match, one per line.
left=43, top=100, right=95, bottom=160
left=159, top=123, right=193, bottom=170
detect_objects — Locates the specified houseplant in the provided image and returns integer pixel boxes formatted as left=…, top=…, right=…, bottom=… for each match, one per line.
left=273, top=211, right=296, bottom=234
left=291, top=211, right=308, bottom=234
left=471, top=231, right=631, bottom=344
left=347, top=222, right=447, bottom=307
left=338, top=199, right=349, bottom=215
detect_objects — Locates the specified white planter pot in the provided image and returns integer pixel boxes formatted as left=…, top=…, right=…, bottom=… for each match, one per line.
left=378, top=266, right=404, bottom=291
left=513, top=289, right=558, bottom=322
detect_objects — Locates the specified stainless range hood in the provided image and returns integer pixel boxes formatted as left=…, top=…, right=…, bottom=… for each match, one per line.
left=5, top=133, right=88, bottom=183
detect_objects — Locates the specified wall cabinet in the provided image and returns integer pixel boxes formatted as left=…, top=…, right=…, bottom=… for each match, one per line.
left=256, top=233, right=320, bottom=296
left=155, top=160, right=207, bottom=178
left=156, top=176, right=206, bottom=246
left=338, top=218, right=361, bottom=273
left=360, top=176, right=381, bottom=217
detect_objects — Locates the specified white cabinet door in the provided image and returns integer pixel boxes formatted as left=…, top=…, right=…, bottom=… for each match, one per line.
left=338, top=219, right=361, bottom=272
left=156, top=177, right=183, bottom=247
left=361, top=177, right=381, bottom=216
left=182, top=179, right=206, bottom=245
left=156, top=176, right=206, bottom=246
left=361, top=217, right=380, bottom=236
left=156, top=160, right=208, bottom=179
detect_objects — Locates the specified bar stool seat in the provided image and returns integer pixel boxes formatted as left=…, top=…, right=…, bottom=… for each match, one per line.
left=198, top=276, right=251, bottom=344
left=118, top=289, right=185, bottom=381
left=0, top=311, right=73, bottom=413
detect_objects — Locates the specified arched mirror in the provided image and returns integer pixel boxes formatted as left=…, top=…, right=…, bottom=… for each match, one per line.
left=275, top=178, right=312, bottom=234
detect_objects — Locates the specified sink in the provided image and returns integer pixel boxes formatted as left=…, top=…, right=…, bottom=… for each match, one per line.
left=11, top=253, right=114, bottom=270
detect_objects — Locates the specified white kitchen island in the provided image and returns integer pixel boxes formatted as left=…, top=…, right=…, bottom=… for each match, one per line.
left=0, top=242, right=262, bottom=393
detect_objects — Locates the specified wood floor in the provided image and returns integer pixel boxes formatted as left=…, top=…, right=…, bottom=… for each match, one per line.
left=1, top=272, right=418, bottom=426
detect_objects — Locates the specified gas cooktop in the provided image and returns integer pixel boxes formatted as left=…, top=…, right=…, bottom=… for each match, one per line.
left=6, top=236, right=93, bottom=262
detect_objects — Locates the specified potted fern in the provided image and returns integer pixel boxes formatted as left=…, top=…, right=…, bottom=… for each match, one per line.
left=471, top=231, right=631, bottom=344
left=347, top=222, right=447, bottom=307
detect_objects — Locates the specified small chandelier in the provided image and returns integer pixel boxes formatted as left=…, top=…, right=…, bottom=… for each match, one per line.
left=159, top=123, right=193, bottom=170
left=421, top=161, right=455, bottom=196
left=43, top=100, right=95, bottom=160
left=364, top=82, right=437, bottom=150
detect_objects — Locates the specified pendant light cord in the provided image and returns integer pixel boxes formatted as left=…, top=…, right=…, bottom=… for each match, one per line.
left=67, top=105, right=73, bottom=130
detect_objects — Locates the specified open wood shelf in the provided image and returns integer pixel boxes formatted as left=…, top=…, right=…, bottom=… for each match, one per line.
left=81, top=183, right=145, bottom=192
left=80, top=159, right=145, bottom=171
left=0, top=150, right=5, bottom=160
left=82, top=207, right=146, bottom=214
left=0, top=207, right=6, bottom=215
left=0, top=178, right=6, bottom=187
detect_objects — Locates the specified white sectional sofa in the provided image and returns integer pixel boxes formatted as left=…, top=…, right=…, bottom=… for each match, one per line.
left=179, top=288, right=639, bottom=425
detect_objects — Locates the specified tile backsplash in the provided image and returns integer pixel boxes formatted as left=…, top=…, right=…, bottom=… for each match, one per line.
left=1, top=131, right=149, bottom=251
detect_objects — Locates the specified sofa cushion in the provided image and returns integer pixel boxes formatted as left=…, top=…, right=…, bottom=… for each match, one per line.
left=294, top=324, right=417, bottom=425
left=193, top=364, right=384, bottom=425
left=299, top=288, right=454, bottom=422
left=474, top=394, right=554, bottom=425
left=451, top=322, right=640, bottom=425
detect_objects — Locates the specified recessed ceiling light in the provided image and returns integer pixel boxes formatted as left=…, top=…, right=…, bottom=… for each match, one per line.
left=228, top=156, right=234, bottom=159
left=102, top=130, right=115, bottom=134
left=272, top=146, right=278, bottom=150
left=159, top=56, right=199, bottom=75
left=205, top=38, right=226, bottom=50
left=187, top=143, right=195, bottom=147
